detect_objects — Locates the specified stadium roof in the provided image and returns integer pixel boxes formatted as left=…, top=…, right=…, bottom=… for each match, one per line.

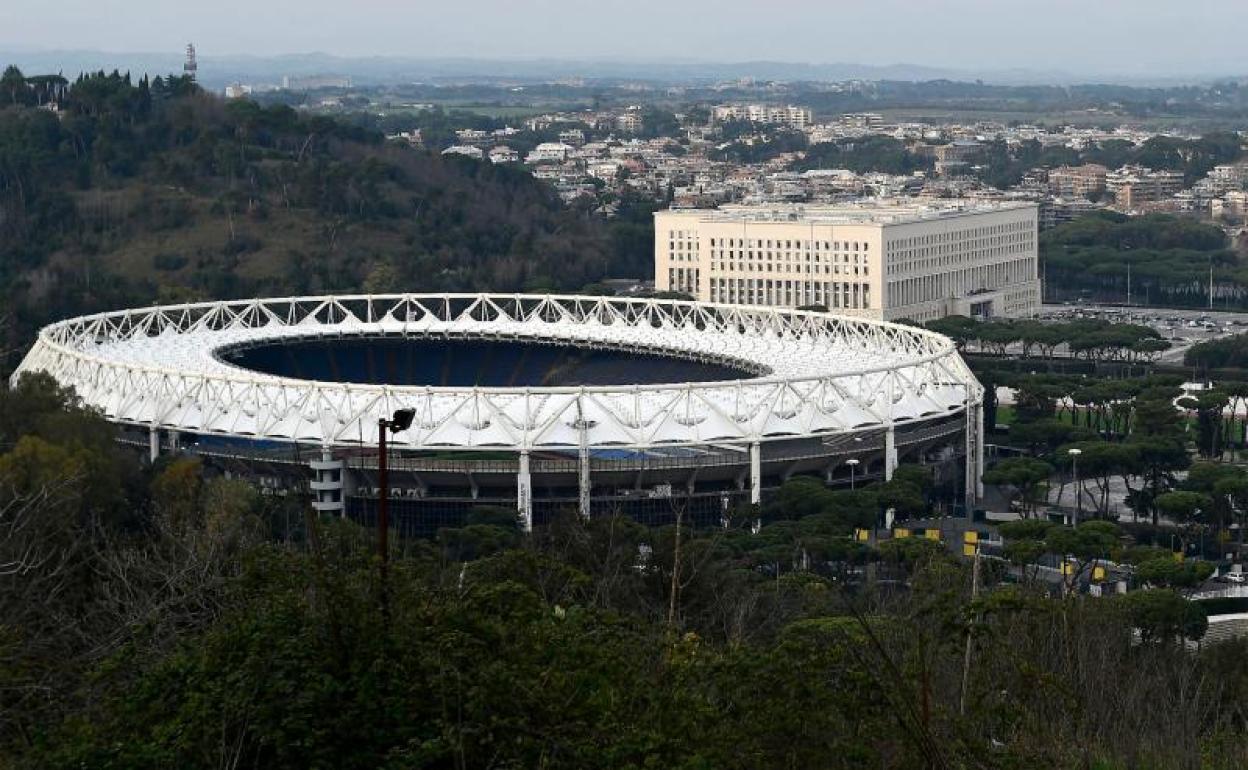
left=12, top=294, right=982, bottom=451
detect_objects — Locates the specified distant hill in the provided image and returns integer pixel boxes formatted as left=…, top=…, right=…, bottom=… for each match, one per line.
left=4, top=49, right=1233, bottom=89
left=0, top=68, right=633, bottom=360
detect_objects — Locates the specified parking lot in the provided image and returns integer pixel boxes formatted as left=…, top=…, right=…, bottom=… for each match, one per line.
left=1037, top=303, right=1248, bottom=364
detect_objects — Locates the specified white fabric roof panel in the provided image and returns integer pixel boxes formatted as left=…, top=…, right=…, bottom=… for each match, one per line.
left=12, top=294, right=982, bottom=450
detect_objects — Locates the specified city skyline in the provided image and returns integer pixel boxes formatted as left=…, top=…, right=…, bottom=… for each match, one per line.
left=2, top=0, right=1247, bottom=80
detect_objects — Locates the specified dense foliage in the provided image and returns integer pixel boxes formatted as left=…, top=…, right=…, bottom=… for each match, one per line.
left=1187, top=332, right=1248, bottom=372
left=924, top=314, right=1168, bottom=363
left=797, top=134, right=933, bottom=175
left=1, top=372, right=1246, bottom=769
left=1040, top=211, right=1242, bottom=307
left=0, top=67, right=643, bottom=359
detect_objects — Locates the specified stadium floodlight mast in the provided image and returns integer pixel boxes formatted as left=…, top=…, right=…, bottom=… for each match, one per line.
left=376, top=408, right=416, bottom=572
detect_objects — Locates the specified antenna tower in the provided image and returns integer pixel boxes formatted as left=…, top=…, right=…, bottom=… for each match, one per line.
left=184, top=43, right=198, bottom=80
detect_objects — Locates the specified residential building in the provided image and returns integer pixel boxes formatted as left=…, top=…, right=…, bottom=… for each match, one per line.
left=525, top=142, right=573, bottom=164
left=488, top=146, right=519, bottom=164
left=388, top=129, right=423, bottom=147
left=930, top=141, right=983, bottom=164
left=713, top=104, right=812, bottom=129
left=616, top=108, right=645, bottom=134
left=838, top=113, right=885, bottom=131
left=558, top=128, right=586, bottom=146
left=455, top=129, right=493, bottom=146
left=441, top=145, right=484, bottom=160
left=1106, top=166, right=1185, bottom=209
left=1047, top=164, right=1107, bottom=199
left=654, top=200, right=1039, bottom=322
left=1204, top=163, right=1248, bottom=195
left=1040, top=197, right=1102, bottom=229
left=1212, top=191, right=1248, bottom=220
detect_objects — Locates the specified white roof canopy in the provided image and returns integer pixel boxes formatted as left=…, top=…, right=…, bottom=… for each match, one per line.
left=13, top=294, right=982, bottom=451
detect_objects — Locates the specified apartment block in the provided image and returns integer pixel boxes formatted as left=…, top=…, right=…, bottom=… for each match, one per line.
left=712, top=104, right=813, bottom=129
left=1107, top=166, right=1185, bottom=209
left=1048, top=164, right=1108, bottom=199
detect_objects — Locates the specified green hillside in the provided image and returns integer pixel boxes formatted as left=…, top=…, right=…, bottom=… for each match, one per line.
left=0, top=68, right=642, bottom=358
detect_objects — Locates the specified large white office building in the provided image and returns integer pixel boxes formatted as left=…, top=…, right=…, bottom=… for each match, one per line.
left=654, top=200, right=1040, bottom=322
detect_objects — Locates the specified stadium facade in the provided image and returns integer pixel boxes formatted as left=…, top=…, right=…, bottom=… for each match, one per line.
left=12, top=294, right=984, bottom=530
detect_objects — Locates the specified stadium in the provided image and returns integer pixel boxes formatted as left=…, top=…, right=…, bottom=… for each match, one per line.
left=11, top=294, right=984, bottom=531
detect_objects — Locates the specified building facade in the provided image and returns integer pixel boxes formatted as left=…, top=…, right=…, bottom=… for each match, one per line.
left=712, top=104, right=813, bottom=129
left=1048, top=164, right=1108, bottom=199
left=1107, top=166, right=1184, bottom=210
left=655, top=200, right=1040, bottom=322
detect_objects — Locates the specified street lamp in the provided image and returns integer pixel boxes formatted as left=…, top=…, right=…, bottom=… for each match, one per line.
left=846, top=458, right=860, bottom=490
left=377, top=408, right=416, bottom=567
left=1067, top=447, right=1083, bottom=525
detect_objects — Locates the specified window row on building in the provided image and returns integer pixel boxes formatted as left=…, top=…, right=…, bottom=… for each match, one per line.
left=709, top=277, right=871, bottom=310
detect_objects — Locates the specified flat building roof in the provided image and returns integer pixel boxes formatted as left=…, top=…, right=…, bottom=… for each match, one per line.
left=658, top=199, right=1038, bottom=226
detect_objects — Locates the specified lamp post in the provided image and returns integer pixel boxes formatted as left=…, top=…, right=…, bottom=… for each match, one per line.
left=1067, top=448, right=1082, bottom=525
left=846, top=458, right=860, bottom=491
left=376, top=408, right=416, bottom=566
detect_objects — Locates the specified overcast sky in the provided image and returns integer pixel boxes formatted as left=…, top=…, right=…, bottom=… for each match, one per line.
left=2, top=0, right=1245, bottom=76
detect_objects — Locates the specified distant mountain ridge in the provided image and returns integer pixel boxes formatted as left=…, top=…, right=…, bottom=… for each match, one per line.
left=1, top=48, right=1238, bottom=88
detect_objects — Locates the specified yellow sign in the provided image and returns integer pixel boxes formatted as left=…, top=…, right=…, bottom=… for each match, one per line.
left=964, top=531, right=979, bottom=544
left=925, top=530, right=941, bottom=541
left=895, top=528, right=912, bottom=539
left=854, top=528, right=870, bottom=542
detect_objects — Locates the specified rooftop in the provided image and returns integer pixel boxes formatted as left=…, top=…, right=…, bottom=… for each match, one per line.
left=658, top=199, right=1037, bottom=226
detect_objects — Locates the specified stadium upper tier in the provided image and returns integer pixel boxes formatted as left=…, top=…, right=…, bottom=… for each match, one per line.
left=11, top=294, right=982, bottom=450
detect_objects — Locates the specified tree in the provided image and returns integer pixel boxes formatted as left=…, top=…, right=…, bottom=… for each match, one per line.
left=1046, top=520, right=1121, bottom=591
left=1178, top=391, right=1229, bottom=458
left=1183, top=462, right=1248, bottom=541
left=1, top=65, right=26, bottom=106
left=875, top=477, right=926, bottom=522
left=1134, top=557, right=1215, bottom=589
left=1156, top=490, right=1213, bottom=556
left=1155, top=491, right=1211, bottom=528
left=1116, top=589, right=1208, bottom=643
left=1056, top=441, right=1142, bottom=518
left=998, top=518, right=1056, bottom=582
left=982, top=457, right=1053, bottom=517
left=1010, top=419, right=1095, bottom=455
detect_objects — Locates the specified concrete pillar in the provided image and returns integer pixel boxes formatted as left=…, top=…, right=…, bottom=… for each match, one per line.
left=975, top=400, right=985, bottom=501
left=884, top=424, right=897, bottom=481
left=578, top=442, right=591, bottom=520
left=517, top=450, right=533, bottom=532
left=577, top=398, right=592, bottom=521
left=749, top=441, right=761, bottom=505
left=964, top=387, right=983, bottom=513
left=148, top=426, right=160, bottom=462
left=168, top=430, right=180, bottom=454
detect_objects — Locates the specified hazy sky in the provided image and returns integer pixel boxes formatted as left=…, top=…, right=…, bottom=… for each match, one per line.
left=2, top=0, right=1245, bottom=76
